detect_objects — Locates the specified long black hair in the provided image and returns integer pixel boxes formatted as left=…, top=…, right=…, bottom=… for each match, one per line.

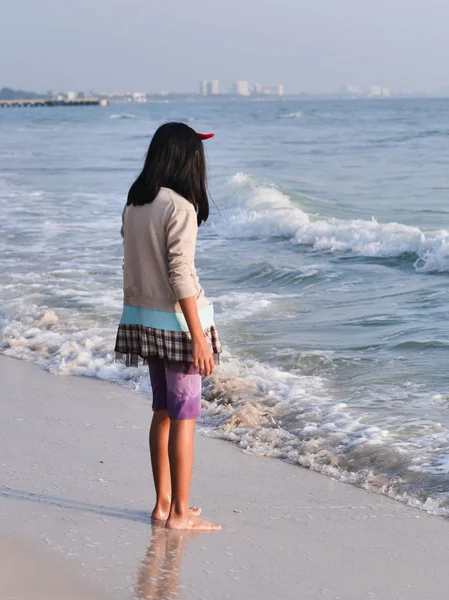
left=127, top=122, right=209, bottom=225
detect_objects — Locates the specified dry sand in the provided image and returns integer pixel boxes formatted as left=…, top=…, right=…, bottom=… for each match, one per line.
left=1, top=354, right=449, bottom=600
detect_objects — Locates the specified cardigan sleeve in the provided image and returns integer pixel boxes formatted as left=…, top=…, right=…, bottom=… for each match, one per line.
left=166, top=206, right=198, bottom=300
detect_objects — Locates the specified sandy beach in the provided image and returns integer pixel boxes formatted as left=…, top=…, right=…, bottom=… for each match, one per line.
left=1, top=354, right=449, bottom=600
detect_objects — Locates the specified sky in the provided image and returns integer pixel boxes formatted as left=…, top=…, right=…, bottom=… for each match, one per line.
left=1, top=0, right=449, bottom=94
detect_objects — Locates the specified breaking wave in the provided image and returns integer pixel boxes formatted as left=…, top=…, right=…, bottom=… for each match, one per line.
left=217, top=173, right=449, bottom=273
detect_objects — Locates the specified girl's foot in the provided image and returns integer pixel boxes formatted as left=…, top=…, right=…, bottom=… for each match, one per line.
left=152, top=505, right=202, bottom=522
left=166, top=513, right=221, bottom=531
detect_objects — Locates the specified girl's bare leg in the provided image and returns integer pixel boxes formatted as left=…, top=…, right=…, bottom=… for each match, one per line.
left=166, top=419, right=221, bottom=531
left=150, top=410, right=172, bottom=521
left=149, top=411, right=202, bottom=522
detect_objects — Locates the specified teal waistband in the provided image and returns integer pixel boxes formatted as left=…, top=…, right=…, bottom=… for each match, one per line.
left=119, top=303, right=215, bottom=333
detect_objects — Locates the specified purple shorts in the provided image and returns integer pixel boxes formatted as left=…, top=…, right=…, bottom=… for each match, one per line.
left=148, top=359, right=202, bottom=420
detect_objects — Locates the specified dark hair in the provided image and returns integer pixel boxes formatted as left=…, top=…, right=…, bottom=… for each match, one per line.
left=127, top=122, right=209, bottom=225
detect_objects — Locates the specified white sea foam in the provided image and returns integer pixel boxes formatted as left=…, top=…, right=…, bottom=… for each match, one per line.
left=213, top=173, right=309, bottom=239
left=211, top=291, right=284, bottom=322
left=0, top=306, right=152, bottom=394
left=223, top=173, right=449, bottom=273
left=109, top=113, right=138, bottom=120
left=282, top=111, right=303, bottom=119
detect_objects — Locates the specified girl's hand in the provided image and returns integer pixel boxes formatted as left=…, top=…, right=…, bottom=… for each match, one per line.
left=192, top=335, right=215, bottom=377
left=178, top=297, right=215, bottom=377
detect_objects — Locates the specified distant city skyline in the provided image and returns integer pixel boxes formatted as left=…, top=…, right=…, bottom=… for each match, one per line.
left=3, top=0, right=449, bottom=95
left=199, top=80, right=284, bottom=97
left=2, top=80, right=449, bottom=99
left=3, top=80, right=448, bottom=101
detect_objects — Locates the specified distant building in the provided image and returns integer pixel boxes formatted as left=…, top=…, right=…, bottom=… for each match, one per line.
left=233, top=80, right=251, bottom=96
left=200, top=80, right=220, bottom=96
left=368, top=85, right=391, bottom=98
left=250, top=83, right=284, bottom=96
left=343, top=85, right=363, bottom=97
left=132, top=92, right=147, bottom=103
left=209, top=80, right=219, bottom=95
left=66, top=91, right=77, bottom=101
left=369, top=86, right=382, bottom=97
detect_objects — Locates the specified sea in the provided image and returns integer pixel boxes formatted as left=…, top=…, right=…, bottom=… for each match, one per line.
left=2, top=98, right=449, bottom=516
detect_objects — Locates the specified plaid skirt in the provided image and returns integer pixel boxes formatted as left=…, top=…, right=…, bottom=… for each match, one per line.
left=115, top=323, right=222, bottom=367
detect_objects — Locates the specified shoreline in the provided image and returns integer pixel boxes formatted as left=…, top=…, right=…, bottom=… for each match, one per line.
left=2, top=354, right=449, bottom=599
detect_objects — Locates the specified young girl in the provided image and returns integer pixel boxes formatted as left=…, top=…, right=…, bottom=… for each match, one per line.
left=115, top=122, right=222, bottom=531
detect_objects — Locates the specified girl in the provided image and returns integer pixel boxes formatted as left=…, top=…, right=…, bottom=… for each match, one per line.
left=115, top=122, right=222, bottom=531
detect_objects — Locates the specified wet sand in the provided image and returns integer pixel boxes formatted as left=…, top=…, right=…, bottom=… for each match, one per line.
left=1, top=354, right=449, bottom=600
left=0, top=533, right=106, bottom=600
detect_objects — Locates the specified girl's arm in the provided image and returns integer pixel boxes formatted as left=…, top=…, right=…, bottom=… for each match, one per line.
left=179, top=297, right=214, bottom=377
left=166, top=205, right=214, bottom=376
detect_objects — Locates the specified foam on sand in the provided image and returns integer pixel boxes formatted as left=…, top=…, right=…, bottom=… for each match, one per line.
left=4, top=301, right=449, bottom=517
left=200, top=356, right=449, bottom=517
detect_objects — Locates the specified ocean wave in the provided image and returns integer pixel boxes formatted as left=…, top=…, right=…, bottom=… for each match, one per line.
left=109, top=113, right=138, bottom=120
left=211, top=291, right=285, bottom=322
left=233, top=262, right=321, bottom=287
left=220, top=173, right=449, bottom=273
left=281, top=111, right=303, bottom=119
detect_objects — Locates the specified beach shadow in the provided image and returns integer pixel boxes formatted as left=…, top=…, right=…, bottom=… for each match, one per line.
left=0, top=487, right=150, bottom=523
left=135, top=523, right=207, bottom=600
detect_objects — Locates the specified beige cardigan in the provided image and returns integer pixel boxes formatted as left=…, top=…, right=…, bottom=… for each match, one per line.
left=121, top=187, right=210, bottom=313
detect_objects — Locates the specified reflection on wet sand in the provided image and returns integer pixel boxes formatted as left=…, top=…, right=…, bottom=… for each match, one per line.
left=135, top=524, right=205, bottom=600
